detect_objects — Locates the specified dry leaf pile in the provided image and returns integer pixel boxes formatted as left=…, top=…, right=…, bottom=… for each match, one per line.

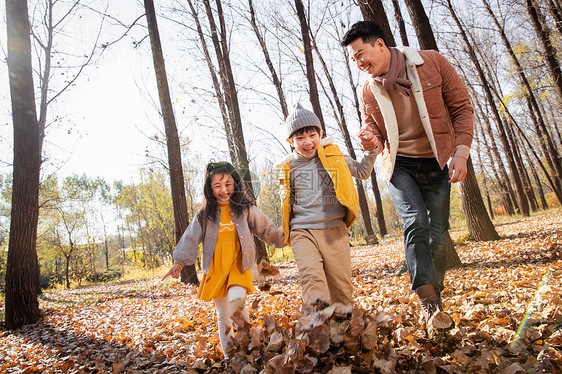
left=1, top=210, right=561, bottom=373
left=216, top=303, right=400, bottom=374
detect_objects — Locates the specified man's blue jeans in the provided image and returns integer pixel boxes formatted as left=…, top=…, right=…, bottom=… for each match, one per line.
left=387, top=156, right=450, bottom=294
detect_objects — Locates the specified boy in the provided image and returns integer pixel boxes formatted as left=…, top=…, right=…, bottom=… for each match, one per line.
left=275, top=103, right=376, bottom=314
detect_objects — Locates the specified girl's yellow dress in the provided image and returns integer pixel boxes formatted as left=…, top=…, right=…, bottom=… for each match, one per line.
left=197, top=203, right=254, bottom=301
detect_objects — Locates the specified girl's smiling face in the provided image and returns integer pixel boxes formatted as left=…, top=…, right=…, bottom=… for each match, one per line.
left=211, top=173, right=235, bottom=203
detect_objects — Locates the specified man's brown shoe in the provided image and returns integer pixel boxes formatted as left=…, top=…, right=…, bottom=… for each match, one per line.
left=419, top=298, right=455, bottom=339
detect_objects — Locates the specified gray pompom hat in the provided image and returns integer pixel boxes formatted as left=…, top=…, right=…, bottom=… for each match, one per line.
left=285, top=103, right=322, bottom=138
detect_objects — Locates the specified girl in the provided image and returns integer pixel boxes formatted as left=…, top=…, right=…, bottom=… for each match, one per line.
left=162, top=161, right=284, bottom=358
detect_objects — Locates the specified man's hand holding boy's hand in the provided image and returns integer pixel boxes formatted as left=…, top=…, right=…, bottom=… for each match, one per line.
left=357, top=128, right=377, bottom=152
left=161, top=264, right=182, bottom=281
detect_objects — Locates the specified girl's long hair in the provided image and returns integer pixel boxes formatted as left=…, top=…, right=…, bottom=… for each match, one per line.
left=200, top=161, right=253, bottom=222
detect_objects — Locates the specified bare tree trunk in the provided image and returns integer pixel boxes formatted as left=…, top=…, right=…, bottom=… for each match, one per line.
left=391, top=0, right=409, bottom=46
left=214, top=0, right=252, bottom=186
left=186, top=0, right=236, bottom=162
left=202, top=0, right=269, bottom=264
left=403, top=0, right=438, bottom=50
left=446, top=0, right=530, bottom=217
left=460, top=159, right=500, bottom=241
left=357, top=181, right=377, bottom=242
left=357, top=0, right=396, bottom=46
left=445, top=233, right=462, bottom=270
left=101, top=218, right=110, bottom=270
left=528, top=155, right=549, bottom=210
left=510, top=116, right=562, bottom=204
left=36, top=0, right=54, bottom=157
left=504, top=118, right=538, bottom=212
left=310, top=28, right=376, bottom=242
left=62, top=235, right=75, bottom=289
left=341, top=45, right=388, bottom=237
left=248, top=0, right=288, bottom=118
left=491, top=72, right=562, bottom=203
left=144, top=0, right=198, bottom=285
left=406, top=0, right=499, bottom=241
left=474, top=122, right=494, bottom=219
left=547, top=0, right=562, bottom=36
left=468, top=84, right=517, bottom=214
left=481, top=123, right=515, bottom=215
left=370, top=169, right=387, bottom=236
left=294, top=0, right=326, bottom=133
left=526, top=0, right=562, bottom=103
left=483, top=0, right=562, bottom=193
left=33, top=0, right=105, bottom=159
left=477, top=46, right=539, bottom=213
left=5, top=0, right=42, bottom=330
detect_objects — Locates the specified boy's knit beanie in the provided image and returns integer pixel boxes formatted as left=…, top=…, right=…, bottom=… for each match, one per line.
left=285, top=103, right=322, bottom=138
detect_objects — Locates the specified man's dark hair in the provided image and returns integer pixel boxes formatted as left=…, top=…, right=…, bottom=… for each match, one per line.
left=340, top=21, right=387, bottom=47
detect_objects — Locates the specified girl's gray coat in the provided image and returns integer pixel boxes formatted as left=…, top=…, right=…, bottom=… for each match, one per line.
left=172, top=205, right=285, bottom=274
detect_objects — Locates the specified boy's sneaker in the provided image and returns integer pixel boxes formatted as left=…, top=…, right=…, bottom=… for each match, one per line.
left=419, top=298, right=455, bottom=339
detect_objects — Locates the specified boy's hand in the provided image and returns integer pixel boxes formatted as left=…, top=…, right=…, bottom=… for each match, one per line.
left=161, top=264, right=182, bottom=281
left=357, top=128, right=377, bottom=151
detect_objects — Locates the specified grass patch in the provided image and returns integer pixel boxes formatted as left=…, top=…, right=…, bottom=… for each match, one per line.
left=269, top=246, right=294, bottom=263
left=120, top=265, right=169, bottom=282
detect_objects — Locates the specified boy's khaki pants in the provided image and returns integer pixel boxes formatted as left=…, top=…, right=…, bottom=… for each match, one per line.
left=290, top=226, right=353, bottom=307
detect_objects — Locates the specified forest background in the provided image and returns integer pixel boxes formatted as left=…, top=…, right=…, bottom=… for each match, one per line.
left=1, top=0, right=561, bottom=305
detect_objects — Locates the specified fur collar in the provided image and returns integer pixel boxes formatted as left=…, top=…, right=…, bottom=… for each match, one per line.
left=274, top=137, right=334, bottom=169
left=395, top=46, right=424, bottom=65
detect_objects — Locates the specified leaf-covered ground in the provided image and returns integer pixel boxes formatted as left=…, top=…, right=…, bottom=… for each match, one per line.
left=1, top=210, right=561, bottom=373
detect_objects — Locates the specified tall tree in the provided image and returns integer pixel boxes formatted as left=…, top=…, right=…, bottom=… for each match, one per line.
left=473, top=124, right=494, bottom=218
left=465, top=80, right=518, bottom=215
left=404, top=0, right=500, bottom=240
left=5, top=0, right=42, bottom=329
left=459, top=158, right=500, bottom=240
left=340, top=45, right=388, bottom=237
left=200, top=0, right=269, bottom=263
left=294, top=0, right=326, bottom=133
left=185, top=0, right=237, bottom=163
left=526, top=0, right=562, bottom=103
left=547, top=0, right=562, bottom=36
left=391, top=0, right=409, bottom=46
left=32, top=0, right=107, bottom=158
left=357, top=0, right=396, bottom=46
left=482, top=0, right=562, bottom=198
left=504, top=117, right=538, bottom=212
left=247, top=0, right=289, bottom=118
left=144, top=0, right=198, bottom=285
left=309, top=31, right=377, bottom=243
left=403, top=0, right=438, bottom=49
left=445, top=0, right=530, bottom=217
left=201, top=0, right=253, bottom=187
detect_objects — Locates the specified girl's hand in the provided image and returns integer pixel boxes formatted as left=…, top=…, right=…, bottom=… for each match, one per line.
left=161, top=264, right=182, bottom=281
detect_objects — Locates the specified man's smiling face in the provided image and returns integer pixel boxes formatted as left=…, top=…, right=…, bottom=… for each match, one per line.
left=347, top=37, right=391, bottom=79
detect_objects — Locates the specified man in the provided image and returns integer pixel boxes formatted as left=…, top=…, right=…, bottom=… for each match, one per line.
left=341, top=21, right=474, bottom=338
